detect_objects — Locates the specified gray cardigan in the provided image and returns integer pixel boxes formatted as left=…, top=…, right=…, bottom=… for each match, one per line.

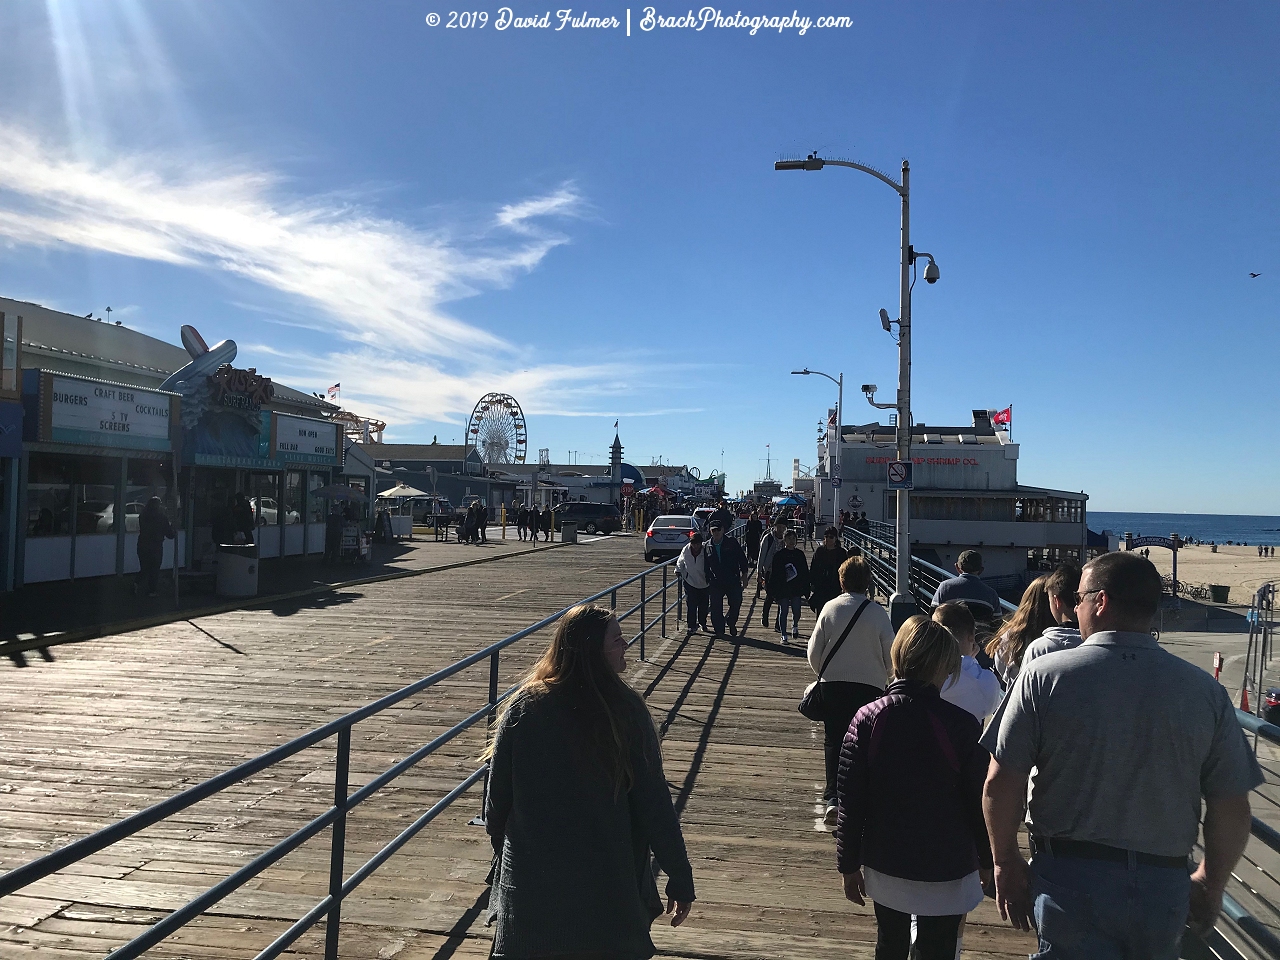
left=486, top=687, right=695, bottom=958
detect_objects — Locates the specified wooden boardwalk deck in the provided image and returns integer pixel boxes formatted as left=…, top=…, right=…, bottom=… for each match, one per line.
left=0, top=535, right=1036, bottom=959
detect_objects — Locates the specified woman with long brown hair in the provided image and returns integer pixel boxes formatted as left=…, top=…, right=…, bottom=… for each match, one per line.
left=483, top=604, right=694, bottom=958
left=985, top=576, right=1056, bottom=687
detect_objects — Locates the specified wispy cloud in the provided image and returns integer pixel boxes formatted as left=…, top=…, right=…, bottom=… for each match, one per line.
left=0, top=127, right=680, bottom=430
left=0, top=126, right=581, bottom=357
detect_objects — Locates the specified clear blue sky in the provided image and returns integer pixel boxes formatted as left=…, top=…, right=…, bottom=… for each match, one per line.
left=1, top=1, right=1276, bottom=512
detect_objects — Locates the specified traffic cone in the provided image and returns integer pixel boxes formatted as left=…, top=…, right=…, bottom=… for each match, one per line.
left=1241, top=681, right=1250, bottom=713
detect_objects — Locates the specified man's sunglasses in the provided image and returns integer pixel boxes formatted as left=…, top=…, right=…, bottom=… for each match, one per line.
left=1074, top=588, right=1104, bottom=606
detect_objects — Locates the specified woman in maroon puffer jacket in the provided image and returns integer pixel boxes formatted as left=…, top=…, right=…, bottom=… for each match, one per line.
left=834, top=615, right=994, bottom=960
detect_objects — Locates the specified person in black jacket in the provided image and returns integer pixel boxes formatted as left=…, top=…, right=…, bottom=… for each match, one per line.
left=705, top=522, right=750, bottom=637
left=768, top=529, right=811, bottom=641
left=517, top=505, right=529, bottom=541
left=837, top=616, right=994, bottom=960
left=135, top=497, right=175, bottom=597
left=484, top=605, right=694, bottom=956
left=809, top=526, right=848, bottom=617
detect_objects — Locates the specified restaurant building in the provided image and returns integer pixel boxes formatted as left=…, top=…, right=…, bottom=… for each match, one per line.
left=0, top=296, right=367, bottom=591
left=816, top=408, right=1089, bottom=585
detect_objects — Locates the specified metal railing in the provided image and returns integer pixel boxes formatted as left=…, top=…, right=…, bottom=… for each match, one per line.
left=839, top=524, right=1017, bottom=616
left=0, top=556, right=687, bottom=960
left=1208, top=710, right=1280, bottom=959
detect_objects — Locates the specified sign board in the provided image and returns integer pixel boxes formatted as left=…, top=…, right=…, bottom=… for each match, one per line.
left=45, top=373, right=174, bottom=451
left=847, top=494, right=864, bottom=508
left=272, top=413, right=339, bottom=465
left=886, top=460, right=913, bottom=490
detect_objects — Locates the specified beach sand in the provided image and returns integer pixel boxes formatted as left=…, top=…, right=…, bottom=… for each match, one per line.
left=1134, top=543, right=1279, bottom=604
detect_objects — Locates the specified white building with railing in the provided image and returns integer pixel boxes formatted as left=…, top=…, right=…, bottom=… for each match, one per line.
left=818, top=409, right=1088, bottom=583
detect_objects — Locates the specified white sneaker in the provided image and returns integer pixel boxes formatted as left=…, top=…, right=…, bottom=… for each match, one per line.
left=824, top=804, right=838, bottom=825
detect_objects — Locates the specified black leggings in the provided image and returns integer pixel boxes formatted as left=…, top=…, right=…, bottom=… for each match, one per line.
left=821, top=681, right=883, bottom=802
left=873, top=902, right=961, bottom=960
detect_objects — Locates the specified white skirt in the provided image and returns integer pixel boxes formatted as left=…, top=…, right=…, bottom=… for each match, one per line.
left=863, top=866, right=984, bottom=916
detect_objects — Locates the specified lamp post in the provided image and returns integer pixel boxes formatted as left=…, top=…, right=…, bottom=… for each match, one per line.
left=791, top=368, right=841, bottom=525
left=776, top=154, right=939, bottom=625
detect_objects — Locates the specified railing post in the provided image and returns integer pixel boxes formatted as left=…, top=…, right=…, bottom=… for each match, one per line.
left=472, top=650, right=500, bottom=827
left=324, top=727, right=351, bottom=960
left=640, top=574, right=647, bottom=661
left=661, top=565, right=668, bottom=639
left=611, top=588, right=617, bottom=612
left=677, top=575, right=683, bottom=627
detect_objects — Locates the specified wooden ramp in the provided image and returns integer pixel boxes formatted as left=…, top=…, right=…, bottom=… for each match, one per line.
left=0, top=535, right=1035, bottom=959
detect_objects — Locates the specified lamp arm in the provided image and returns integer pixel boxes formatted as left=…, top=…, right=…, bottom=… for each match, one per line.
left=819, top=159, right=906, bottom=196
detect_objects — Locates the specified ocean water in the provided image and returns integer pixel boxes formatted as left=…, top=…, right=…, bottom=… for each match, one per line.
left=1090, top=512, right=1280, bottom=545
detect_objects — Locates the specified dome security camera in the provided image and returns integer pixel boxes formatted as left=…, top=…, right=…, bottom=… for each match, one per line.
left=923, top=259, right=940, bottom=284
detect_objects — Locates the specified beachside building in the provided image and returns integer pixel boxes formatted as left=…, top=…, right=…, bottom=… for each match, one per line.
left=815, top=409, right=1088, bottom=587
left=0, top=296, right=375, bottom=591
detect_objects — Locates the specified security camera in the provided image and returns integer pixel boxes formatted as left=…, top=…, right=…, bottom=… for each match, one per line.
left=861, top=384, right=878, bottom=395
left=923, top=259, right=940, bottom=284
left=879, top=309, right=892, bottom=332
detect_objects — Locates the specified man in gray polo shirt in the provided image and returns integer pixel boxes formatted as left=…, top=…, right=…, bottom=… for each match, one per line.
left=981, top=551, right=1260, bottom=959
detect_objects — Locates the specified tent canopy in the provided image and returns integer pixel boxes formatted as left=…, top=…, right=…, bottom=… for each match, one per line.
left=377, top=483, right=429, bottom=499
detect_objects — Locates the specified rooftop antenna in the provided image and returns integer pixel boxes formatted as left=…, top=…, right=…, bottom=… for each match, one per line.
left=764, top=444, right=773, bottom=480
left=105, top=306, right=113, bottom=324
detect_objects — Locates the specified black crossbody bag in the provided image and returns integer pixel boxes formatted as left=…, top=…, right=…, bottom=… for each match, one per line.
left=798, top=598, right=872, bottom=720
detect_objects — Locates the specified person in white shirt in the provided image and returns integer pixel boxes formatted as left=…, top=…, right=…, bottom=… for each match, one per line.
left=676, top=533, right=710, bottom=636
left=933, top=602, right=1003, bottom=723
left=806, top=556, right=896, bottom=824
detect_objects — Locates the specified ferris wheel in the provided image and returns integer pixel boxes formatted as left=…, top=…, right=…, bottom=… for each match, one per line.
left=466, top=392, right=528, bottom=464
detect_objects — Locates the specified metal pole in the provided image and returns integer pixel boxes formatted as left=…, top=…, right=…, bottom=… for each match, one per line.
left=661, top=565, right=668, bottom=640
left=472, top=651, right=500, bottom=826
left=323, top=727, right=351, bottom=960
left=639, top=574, right=647, bottom=661
left=835, top=373, right=842, bottom=527
left=893, top=160, right=914, bottom=612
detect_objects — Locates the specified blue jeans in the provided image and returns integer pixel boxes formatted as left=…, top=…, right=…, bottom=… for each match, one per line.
left=709, top=583, right=742, bottom=635
left=1029, top=853, right=1190, bottom=960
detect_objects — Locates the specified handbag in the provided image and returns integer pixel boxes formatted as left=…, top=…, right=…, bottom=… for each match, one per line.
left=798, top=598, right=872, bottom=720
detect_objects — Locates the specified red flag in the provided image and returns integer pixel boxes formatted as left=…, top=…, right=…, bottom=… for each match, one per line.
left=992, top=406, right=1012, bottom=425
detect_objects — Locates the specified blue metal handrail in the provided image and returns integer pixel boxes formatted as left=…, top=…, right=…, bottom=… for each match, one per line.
left=0, top=553, right=686, bottom=960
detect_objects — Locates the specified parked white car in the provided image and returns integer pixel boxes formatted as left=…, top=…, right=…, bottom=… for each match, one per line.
left=92, top=501, right=144, bottom=534
left=251, top=496, right=301, bottom=525
left=644, top=515, right=698, bottom=563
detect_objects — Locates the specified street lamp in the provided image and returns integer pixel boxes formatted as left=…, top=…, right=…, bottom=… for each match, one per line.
left=791, top=368, right=841, bottom=525
left=776, top=152, right=941, bottom=626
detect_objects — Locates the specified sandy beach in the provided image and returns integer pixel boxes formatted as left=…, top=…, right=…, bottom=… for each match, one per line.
left=1136, top=543, right=1279, bottom=605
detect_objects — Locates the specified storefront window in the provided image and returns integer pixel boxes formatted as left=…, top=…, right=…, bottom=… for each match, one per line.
left=308, top=471, right=327, bottom=524
left=26, top=453, right=121, bottom=537
left=284, top=471, right=304, bottom=524
left=249, top=473, right=280, bottom=526
left=126, top=459, right=174, bottom=535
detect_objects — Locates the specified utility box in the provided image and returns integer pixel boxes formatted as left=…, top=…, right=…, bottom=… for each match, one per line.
left=560, top=521, right=578, bottom=543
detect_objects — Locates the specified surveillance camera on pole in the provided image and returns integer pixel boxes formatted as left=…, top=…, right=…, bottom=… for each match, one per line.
left=880, top=309, right=893, bottom=332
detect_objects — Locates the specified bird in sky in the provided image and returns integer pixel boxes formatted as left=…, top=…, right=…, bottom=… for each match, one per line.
left=1250, top=272, right=1262, bottom=278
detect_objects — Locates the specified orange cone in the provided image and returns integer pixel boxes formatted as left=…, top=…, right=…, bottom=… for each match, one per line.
left=1241, top=683, right=1251, bottom=713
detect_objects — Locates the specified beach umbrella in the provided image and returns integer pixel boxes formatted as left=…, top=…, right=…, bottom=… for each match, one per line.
left=377, top=483, right=430, bottom=499
left=774, top=496, right=803, bottom=506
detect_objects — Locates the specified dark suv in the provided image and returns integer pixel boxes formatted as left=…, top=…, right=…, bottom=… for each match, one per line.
left=552, top=501, right=622, bottom=535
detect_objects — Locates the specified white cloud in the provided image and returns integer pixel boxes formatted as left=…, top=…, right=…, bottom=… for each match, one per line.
left=0, top=126, right=581, bottom=357
left=0, top=127, right=679, bottom=430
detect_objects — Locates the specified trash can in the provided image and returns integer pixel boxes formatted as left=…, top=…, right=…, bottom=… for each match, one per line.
left=215, top=543, right=259, bottom=597
left=560, top=521, right=578, bottom=544
left=1211, top=544, right=1218, bottom=553
left=1209, top=584, right=1230, bottom=604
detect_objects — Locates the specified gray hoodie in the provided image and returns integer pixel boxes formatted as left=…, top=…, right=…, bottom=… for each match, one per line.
left=756, top=530, right=786, bottom=582
left=1020, top=624, right=1083, bottom=669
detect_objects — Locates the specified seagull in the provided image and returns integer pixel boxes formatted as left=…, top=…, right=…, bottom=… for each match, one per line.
left=1250, top=272, right=1262, bottom=278
left=84, top=312, right=93, bottom=318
